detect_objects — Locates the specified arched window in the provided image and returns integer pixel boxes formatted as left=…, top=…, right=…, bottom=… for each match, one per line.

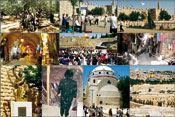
left=107, top=72, right=109, bottom=74
left=93, top=79, right=96, bottom=83
left=107, top=80, right=111, bottom=84
left=100, top=101, right=103, bottom=104
left=99, top=72, right=101, bottom=74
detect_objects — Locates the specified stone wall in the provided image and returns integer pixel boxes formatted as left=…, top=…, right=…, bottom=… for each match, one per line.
left=0, top=65, right=26, bottom=116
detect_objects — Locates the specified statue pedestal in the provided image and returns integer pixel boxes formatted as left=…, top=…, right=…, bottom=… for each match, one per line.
left=11, top=101, right=32, bottom=117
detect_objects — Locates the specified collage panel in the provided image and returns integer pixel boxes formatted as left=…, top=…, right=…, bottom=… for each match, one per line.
left=0, top=33, right=60, bottom=65
left=59, top=33, right=129, bottom=65
left=1, top=0, right=59, bottom=33
left=42, top=65, right=83, bottom=116
left=83, top=65, right=130, bottom=117
left=0, top=65, right=42, bottom=117
left=41, top=33, right=59, bottom=65
left=130, top=65, right=175, bottom=116
left=117, top=0, right=175, bottom=33
left=0, top=33, right=42, bottom=65
left=117, top=33, right=175, bottom=65
left=60, top=0, right=118, bottom=33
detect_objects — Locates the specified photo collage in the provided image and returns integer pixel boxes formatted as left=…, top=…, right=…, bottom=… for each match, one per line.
left=0, top=0, right=175, bottom=117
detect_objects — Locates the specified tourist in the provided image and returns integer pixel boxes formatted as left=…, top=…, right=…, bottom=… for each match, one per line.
left=62, top=14, right=66, bottom=32
left=100, top=107, right=103, bottom=117
left=92, top=107, right=96, bottom=117
left=80, top=14, right=85, bottom=32
left=57, top=69, right=77, bottom=117
left=126, top=108, right=129, bottom=117
left=84, top=15, right=89, bottom=32
left=104, top=16, right=108, bottom=28
left=95, top=16, right=99, bottom=25
left=110, top=14, right=117, bottom=33
left=118, top=110, right=122, bottom=117
left=109, top=108, right=112, bottom=117
left=75, top=17, right=82, bottom=32
left=89, top=15, right=94, bottom=26
left=120, top=20, right=124, bottom=32
left=65, top=14, right=70, bottom=30
left=83, top=105, right=88, bottom=117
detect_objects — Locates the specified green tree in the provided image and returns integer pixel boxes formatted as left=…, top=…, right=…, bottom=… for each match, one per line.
left=148, top=11, right=155, bottom=29
left=23, top=65, right=42, bottom=92
left=118, top=13, right=129, bottom=21
left=159, top=10, right=171, bottom=21
left=129, top=11, right=140, bottom=21
left=141, top=13, right=146, bottom=20
left=117, top=76, right=130, bottom=108
left=90, top=7, right=105, bottom=16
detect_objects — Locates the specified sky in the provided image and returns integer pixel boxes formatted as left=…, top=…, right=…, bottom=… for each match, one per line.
left=82, top=0, right=174, bottom=15
left=60, top=33, right=110, bottom=39
left=130, top=65, right=175, bottom=71
left=83, top=65, right=130, bottom=90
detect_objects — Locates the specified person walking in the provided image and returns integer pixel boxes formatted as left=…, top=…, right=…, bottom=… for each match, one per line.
left=57, top=69, right=77, bottom=117
left=110, top=14, right=117, bottom=33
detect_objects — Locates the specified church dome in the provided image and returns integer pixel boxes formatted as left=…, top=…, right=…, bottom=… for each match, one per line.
left=92, top=66, right=114, bottom=72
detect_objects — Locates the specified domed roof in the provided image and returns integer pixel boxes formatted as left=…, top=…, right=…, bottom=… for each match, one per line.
left=92, top=66, right=114, bottom=72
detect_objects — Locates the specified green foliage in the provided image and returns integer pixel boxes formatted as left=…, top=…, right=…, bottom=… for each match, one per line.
left=118, top=13, right=130, bottom=21
left=1, top=0, right=59, bottom=18
left=23, top=66, right=42, bottom=92
left=70, top=0, right=77, bottom=6
left=117, top=76, right=130, bottom=108
left=159, top=10, right=171, bottom=21
left=130, top=79, right=144, bottom=86
left=148, top=11, right=155, bottom=29
left=129, top=11, right=140, bottom=21
left=89, top=7, right=105, bottom=16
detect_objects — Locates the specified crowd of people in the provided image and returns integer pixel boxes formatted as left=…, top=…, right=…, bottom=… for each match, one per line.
left=61, top=13, right=118, bottom=33
left=83, top=105, right=129, bottom=117
left=59, top=49, right=118, bottom=65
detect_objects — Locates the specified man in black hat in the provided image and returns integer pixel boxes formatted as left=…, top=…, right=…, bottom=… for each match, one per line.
left=57, top=69, right=77, bottom=117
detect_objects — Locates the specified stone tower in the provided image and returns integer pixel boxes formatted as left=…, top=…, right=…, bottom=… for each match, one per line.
left=158, top=1, right=160, bottom=9
left=112, top=0, right=115, bottom=6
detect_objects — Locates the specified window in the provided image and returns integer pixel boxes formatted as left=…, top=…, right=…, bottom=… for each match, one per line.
left=99, top=72, right=101, bottom=74
left=100, top=101, right=103, bottom=104
left=93, top=79, right=96, bottom=83
left=107, top=72, right=109, bottom=74
left=107, top=80, right=111, bottom=84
